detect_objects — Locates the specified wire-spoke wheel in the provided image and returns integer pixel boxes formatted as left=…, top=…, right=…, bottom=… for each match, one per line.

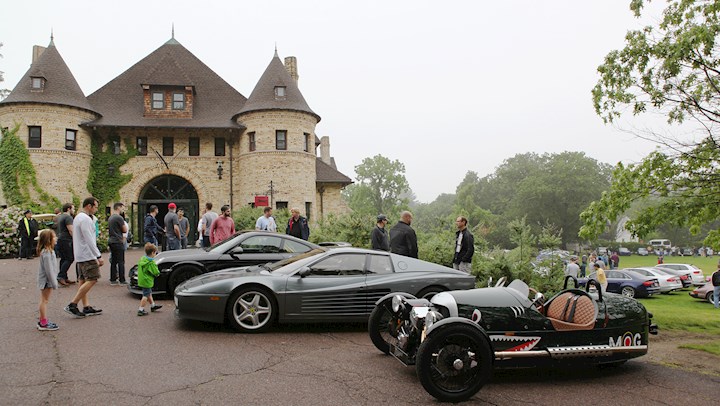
left=368, top=300, right=397, bottom=354
left=227, top=287, right=276, bottom=333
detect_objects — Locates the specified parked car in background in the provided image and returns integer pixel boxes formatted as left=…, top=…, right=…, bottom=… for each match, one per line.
left=596, top=247, right=608, bottom=256
left=679, top=247, right=694, bottom=256
left=618, top=247, right=632, bottom=256
left=578, top=270, right=660, bottom=298
left=644, top=266, right=692, bottom=288
left=624, top=267, right=682, bottom=294
left=689, top=283, right=715, bottom=304
left=637, top=247, right=649, bottom=256
left=649, top=239, right=672, bottom=252
left=656, top=263, right=705, bottom=286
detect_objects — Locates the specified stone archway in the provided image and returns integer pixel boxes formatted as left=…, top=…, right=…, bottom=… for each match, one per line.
left=136, top=175, right=199, bottom=247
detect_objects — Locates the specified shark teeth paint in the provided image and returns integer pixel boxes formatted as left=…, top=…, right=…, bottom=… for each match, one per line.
left=490, top=335, right=541, bottom=352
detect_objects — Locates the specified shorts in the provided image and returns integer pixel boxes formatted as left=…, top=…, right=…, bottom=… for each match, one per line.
left=141, top=288, right=153, bottom=297
left=78, top=260, right=101, bottom=281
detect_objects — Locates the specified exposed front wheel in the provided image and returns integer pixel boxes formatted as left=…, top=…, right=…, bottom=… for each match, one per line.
left=416, top=286, right=445, bottom=300
left=227, top=287, right=276, bottom=333
left=415, top=324, right=493, bottom=402
left=707, top=292, right=715, bottom=304
left=169, top=266, right=201, bottom=294
left=621, top=286, right=636, bottom=298
left=368, top=300, right=396, bottom=354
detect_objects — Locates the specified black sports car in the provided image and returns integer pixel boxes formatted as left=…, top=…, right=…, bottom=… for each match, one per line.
left=174, top=247, right=477, bottom=333
left=128, top=231, right=320, bottom=296
left=369, top=277, right=657, bottom=402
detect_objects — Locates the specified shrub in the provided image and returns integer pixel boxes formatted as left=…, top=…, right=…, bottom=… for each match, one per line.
left=0, top=207, right=24, bottom=257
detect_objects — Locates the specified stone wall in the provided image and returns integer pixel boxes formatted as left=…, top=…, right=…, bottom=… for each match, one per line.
left=316, top=184, right=350, bottom=219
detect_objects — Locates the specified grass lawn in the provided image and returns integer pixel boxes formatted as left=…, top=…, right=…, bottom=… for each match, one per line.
left=615, top=254, right=717, bottom=276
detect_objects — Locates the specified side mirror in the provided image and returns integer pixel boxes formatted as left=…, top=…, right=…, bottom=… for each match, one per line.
left=229, top=246, right=244, bottom=255
left=533, top=292, right=545, bottom=305
left=297, top=266, right=312, bottom=278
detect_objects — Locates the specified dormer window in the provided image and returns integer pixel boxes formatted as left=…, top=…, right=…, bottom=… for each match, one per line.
left=173, top=92, right=185, bottom=110
left=274, top=86, right=286, bottom=99
left=152, top=92, right=164, bottom=109
left=31, top=77, right=44, bottom=90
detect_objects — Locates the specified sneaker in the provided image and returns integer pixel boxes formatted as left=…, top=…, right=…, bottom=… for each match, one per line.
left=110, top=280, right=119, bottom=286
left=150, top=304, right=163, bottom=312
left=37, top=321, right=59, bottom=331
left=83, top=306, right=103, bottom=316
left=64, top=304, right=86, bottom=318
left=119, top=280, right=129, bottom=285
left=137, top=309, right=148, bottom=316
left=58, top=279, right=69, bottom=286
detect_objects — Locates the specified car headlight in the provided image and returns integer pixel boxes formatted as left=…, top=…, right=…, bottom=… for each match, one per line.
left=410, top=306, right=430, bottom=329
left=425, top=310, right=442, bottom=330
left=391, top=294, right=405, bottom=313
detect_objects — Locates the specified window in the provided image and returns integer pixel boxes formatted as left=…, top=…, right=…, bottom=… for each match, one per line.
left=214, top=137, right=225, bottom=156
left=305, top=202, right=312, bottom=222
left=248, top=132, right=256, bottom=151
left=163, top=137, right=174, bottom=156
left=303, top=133, right=310, bottom=152
left=112, top=140, right=121, bottom=155
left=152, top=92, right=164, bottom=109
left=282, top=240, right=312, bottom=254
left=65, top=129, right=77, bottom=150
left=189, top=137, right=200, bottom=156
left=240, top=235, right=282, bottom=253
left=276, top=130, right=287, bottom=150
left=31, top=77, right=44, bottom=89
left=136, top=137, right=148, bottom=155
left=276, top=201, right=288, bottom=210
left=28, top=126, right=41, bottom=148
left=172, top=92, right=185, bottom=110
left=308, top=254, right=366, bottom=276
left=274, top=86, right=286, bottom=98
left=367, top=255, right=393, bottom=275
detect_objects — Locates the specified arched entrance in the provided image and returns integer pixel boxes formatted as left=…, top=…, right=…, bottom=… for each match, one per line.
left=134, top=175, right=199, bottom=247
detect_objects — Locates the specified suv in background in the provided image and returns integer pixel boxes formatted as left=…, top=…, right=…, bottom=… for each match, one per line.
left=637, top=247, right=649, bottom=256
left=597, top=247, right=608, bottom=256
left=618, top=247, right=632, bottom=256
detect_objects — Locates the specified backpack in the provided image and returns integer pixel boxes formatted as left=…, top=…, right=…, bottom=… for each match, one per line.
left=712, top=270, right=720, bottom=287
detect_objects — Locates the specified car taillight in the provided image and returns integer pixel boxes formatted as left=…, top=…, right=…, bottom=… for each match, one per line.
left=680, top=275, right=688, bottom=280
left=643, top=280, right=654, bottom=286
left=693, top=271, right=701, bottom=274
left=667, top=278, right=677, bottom=282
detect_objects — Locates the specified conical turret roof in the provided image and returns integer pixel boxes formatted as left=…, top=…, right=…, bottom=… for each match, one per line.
left=1, top=40, right=96, bottom=113
left=236, top=53, right=320, bottom=122
left=85, top=38, right=246, bottom=129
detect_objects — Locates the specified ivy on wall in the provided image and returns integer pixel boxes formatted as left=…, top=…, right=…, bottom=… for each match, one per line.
left=0, top=124, right=61, bottom=211
left=87, top=130, right=138, bottom=208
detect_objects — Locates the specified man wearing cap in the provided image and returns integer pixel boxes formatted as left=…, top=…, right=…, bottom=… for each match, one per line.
left=565, top=256, right=580, bottom=279
left=17, top=209, right=37, bottom=260
left=164, top=203, right=181, bottom=251
left=371, top=214, right=390, bottom=251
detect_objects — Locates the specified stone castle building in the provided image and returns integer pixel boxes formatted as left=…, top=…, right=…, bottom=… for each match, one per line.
left=0, top=35, right=352, bottom=243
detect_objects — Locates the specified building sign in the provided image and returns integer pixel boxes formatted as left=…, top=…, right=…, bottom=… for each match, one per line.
left=254, top=196, right=269, bottom=207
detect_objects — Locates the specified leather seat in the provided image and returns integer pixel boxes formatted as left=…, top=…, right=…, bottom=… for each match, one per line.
left=546, top=291, right=597, bottom=331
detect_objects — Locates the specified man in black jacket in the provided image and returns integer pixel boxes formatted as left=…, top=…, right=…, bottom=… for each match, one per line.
left=452, top=216, right=474, bottom=273
left=390, top=211, right=418, bottom=258
left=371, top=214, right=390, bottom=251
left=17, top=209, right=37, bottom=260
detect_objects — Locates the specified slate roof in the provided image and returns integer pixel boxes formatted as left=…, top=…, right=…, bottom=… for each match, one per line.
left=316, top=158, right=352, bottom=185
left=85, top=38, right=246, bottom=129
left=0, top=40, right=96, bottom=113
left=236, top=53, right=320, bottom=122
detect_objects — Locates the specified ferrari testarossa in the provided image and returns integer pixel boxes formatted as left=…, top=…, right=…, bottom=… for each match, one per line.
left=368, top=276, right=658, bottom=402
left=174, top=247, right=476, bottom=333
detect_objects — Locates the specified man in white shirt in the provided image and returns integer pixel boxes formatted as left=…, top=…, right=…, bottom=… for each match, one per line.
left=565, top=256, right=581, bottom=279
left=255, top=206, right=277, bottom=232
left=64, top=197, right=104, bottom=318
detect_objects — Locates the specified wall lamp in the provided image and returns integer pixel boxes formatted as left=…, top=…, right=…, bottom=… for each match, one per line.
left=217, top=161, right=224, bottom=180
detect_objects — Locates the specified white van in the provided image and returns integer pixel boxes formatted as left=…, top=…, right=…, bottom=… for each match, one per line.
left=648, top=239, right=672, bottom=251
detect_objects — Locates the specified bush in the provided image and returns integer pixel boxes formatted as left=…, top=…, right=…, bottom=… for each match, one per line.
left=0, top=207, right=24, bottom=257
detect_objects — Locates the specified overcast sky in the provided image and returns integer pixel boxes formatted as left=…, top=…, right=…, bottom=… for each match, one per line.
left=1, top=0, right=679, bottom=202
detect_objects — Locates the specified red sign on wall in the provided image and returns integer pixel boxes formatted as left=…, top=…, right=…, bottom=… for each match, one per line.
left=254, top=196, right=269, bottom=207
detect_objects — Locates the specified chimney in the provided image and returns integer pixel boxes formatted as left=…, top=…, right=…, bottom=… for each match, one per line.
left=284, top=56, right=299, bottom=83
left=320, top=136, right=331, bottom=166
left=32, top=46, right=47, bottom=64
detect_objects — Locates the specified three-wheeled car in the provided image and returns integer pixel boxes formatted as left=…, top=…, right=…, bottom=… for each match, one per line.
left=368, top=277, right=658, bottom=402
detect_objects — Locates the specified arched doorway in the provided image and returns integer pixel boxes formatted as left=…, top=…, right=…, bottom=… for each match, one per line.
left=134, top=175, right=199, bottom=248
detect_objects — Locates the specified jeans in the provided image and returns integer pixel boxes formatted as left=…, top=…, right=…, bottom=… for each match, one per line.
left=167, top=238, right=181, bottom=251
left=57, top=239, right=74, bottom=281
left=453, top=262, right=472, bottom=274
left=714, top=286, right=720, bottom=309
left=109, top=242, right=126, bottom=282
left=202, top=236, right=212, bottom=248
left=181, top=237, right=188, bottom=250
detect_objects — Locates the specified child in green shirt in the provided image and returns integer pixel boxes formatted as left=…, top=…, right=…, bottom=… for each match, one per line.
left=137, top=243, right=162, bottom=316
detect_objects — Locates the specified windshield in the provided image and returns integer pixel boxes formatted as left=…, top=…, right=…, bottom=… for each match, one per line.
left=507, top=279, right=529, bottom=297
left=270, top=249, right=327, bottom=274
left=208, top=232, right=245, bottom=253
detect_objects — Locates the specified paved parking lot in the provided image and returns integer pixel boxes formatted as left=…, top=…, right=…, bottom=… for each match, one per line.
left=1, top=247, right=719, bottom=405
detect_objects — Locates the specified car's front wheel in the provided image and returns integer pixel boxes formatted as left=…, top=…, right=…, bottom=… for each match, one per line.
left=621, top=286, right=636, bottom=298
left=416, top=324, right=493, bottom=402
left=706, top=292, right=715, bottom=304
left=169, top=266, right=201, bottom=293
left=368, top=299, right=397, bottom=354
left=227, top=286, right=276, bottom=333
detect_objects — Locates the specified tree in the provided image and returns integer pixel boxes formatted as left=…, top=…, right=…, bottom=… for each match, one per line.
left=581, top=0, right=720, bottom=247
left=0, top=42, right=9, bottom=100
left=343, top=155, right=410, bottom=217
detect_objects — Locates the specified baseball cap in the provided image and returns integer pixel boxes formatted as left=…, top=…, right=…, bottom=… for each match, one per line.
left=376, top=214, right=387, bottom=222
left=168, top=203, right=177, bottom=209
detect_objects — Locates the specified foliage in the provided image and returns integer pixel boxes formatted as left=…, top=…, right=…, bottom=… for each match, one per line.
left=310, top=212, right=375, bottom=248
left=0, top=207, right=24, bottom=257
left=456, top=152, right=612, bottom=246
left=87, top=133, right=138, bottom=207
left=508, top=216, right=536, bottom=262
left=538, top=221, right=563, bottom=250
left=417, top=229, right=456, bottom=267
left=343, top=155, right=410, bottom=218
left=0, top=42, right=9, bottom=100
left=0, top=125, right=61, bottom=212
left=584, top=0, right=720, bottom=248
